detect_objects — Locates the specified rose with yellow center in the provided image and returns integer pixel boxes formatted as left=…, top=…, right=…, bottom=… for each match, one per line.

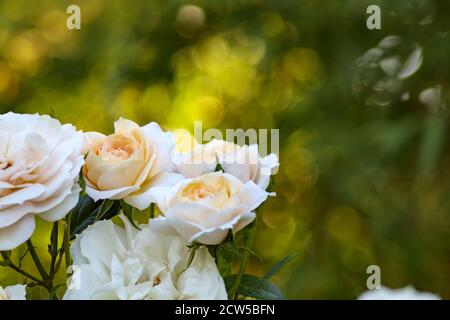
left=83, top=118, right=184, bottom=210
left=172, top=139, right=279, bottom=190
left=149, top=171, right=269, bottom=245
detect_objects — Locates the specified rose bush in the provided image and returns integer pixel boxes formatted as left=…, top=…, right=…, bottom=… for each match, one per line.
left=0, top=114, right=284, bottom=301
left=0, top=112, right=84, bottom=250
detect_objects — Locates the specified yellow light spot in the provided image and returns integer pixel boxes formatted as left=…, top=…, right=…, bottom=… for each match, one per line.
left=283, top=48, right=321, bottom=83
left=326, top=206, right=362, bottom=243
left=3, top=34, right=44, bottom=75
left=261, top=12, right=285, bottom=38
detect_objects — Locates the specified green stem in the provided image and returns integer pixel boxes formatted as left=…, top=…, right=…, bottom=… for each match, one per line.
left=0, top=252, right=45, bottom=286
left=231, top=220, right=258, bottom=300
left=49, top=222, right=59, bottom=277
left=150, top=203, right=155, bottom=219
left=63, top=214, right=72, bottom=268
left=26, top=239, right=49, bottom=281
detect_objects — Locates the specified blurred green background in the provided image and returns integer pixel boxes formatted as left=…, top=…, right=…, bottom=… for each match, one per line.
left=1, top=0, right=450, bottom=299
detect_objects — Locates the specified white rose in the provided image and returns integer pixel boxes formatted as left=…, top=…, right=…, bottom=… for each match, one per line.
left=0, top=284, right=27, bottom=300
left=172, top=139, right=279, bottom=190
left=83, top=118, right=184, bottom=210
left=149, top=171, right=269, bottom=245
left=358, top=286, right=441, bottom=300
left=63, top=215, right=227, bottom=300
left=0, top=112, right=84, bottom=250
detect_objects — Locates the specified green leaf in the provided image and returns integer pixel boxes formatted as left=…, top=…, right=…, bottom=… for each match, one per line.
left=214, top=232, right=242, bottom=277
left=417, top=113, right=447, bottom=174
left=264, top=253, right=298, bottom=280
left=95, top=199, right=115, bottom=220
left=70, top=196, right=120, bottom=239
left=78, top=171, right=86, bottom=194
left=214, top=154, right=224, bottom=172
left=120, top=201, right=141, bottom=230
left=225, top=274, right=284, bottom=300
left=267, top=175, right=275, bottom=193
left=217, top=240, right=240, bottom=261
left=180, top=243, right=202, bottom=275
left=149, top=203, right=155, bottom=219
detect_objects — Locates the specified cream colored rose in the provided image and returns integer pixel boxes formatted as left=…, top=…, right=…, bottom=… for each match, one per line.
left=0, top=284, right=27, bottom=300
left=172, top=139, right=279, bottom=190
left=63, top=215, right=227, bottom=300
left=0, top=112, right=84, bottom=250
left=83, top=118, right=184, bottom=210
left=149, top=171, right=269, bottom=245
left=358, top=286, right=440, bottom=300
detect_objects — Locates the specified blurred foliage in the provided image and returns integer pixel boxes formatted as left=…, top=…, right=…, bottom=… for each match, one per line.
left=1, top=0, right=450, bottom=299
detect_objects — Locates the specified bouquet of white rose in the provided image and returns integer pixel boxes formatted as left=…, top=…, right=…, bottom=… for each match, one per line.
left=0, top=112, right=281, bottom=300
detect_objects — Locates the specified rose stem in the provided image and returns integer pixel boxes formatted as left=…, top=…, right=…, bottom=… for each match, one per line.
left=0, top=252, right=46, bottom=286
left=231, top=218, right=258, bottom=300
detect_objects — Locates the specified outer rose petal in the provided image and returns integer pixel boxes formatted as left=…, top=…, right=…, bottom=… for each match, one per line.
left=0, top=184, right=46, bottom=209
left=166, top=201, right=221, bottom=226
left=141, top=122, right=175, bottom=175
left=239, top=180, right=270, bottom=211
left=86, top=185, right=139, bottom=202
left=257, top=152, right=279, bottom=189
left=83, top=132, right=106, bottom=154
left=147, top=216, right=178, bottom=236
left=124, top=172, right=186, bottom=210
left=0, top=215, right=35, bottom=251
left=358, top=286, right=441, bottom=300
left=231, top=211, right=256, bottom=234
left=191, top=228, right=229, bottom=245
left=4, top=285, right=27, bottom=300
left=0, top=203, right=33, bottom=228
left=177, top=248, right=228, bottom=300
left=114, top=118, right=140, bottom=134
left=38, top=185, right=81, bottom=222
left=190, top=208, right=252, bottom=244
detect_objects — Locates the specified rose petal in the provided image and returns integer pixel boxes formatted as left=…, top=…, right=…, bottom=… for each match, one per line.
left=85, top=185, right=139, bottom=202
left=0, top=215, right=35, bottom=251
left=4, top=285, right=27, bottom=300
left=114, top=118, right=140, bottom=134
left=38, top=185, right=81, bottom=222
left=124, top=172, right=186, bottom=210
left=239, top=180, right=269, bottom=211
left=97, top=159, right=146, bottom=190
left=0, top=184, right=46, bottom=209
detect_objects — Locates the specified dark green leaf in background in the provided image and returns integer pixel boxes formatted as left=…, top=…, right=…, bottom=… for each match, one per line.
left=70, top=195, right=120, bottom=239
left=225, top=274, right=284, bottom=300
